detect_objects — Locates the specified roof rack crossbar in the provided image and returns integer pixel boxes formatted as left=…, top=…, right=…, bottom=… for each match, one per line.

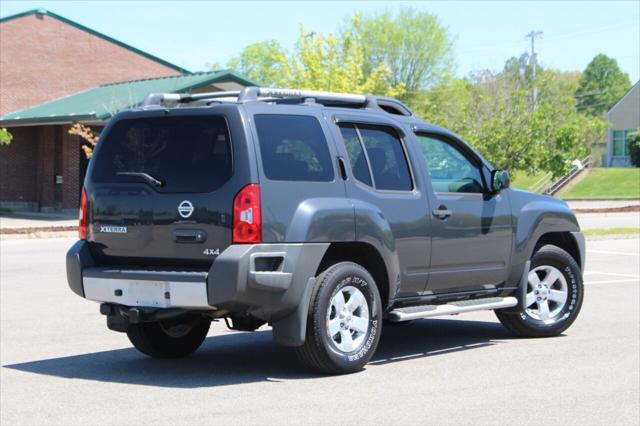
left=141, top=86, right=368, bottom=107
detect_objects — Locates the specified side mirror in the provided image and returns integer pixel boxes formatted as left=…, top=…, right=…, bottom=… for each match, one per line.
left=491, top=169, right=510, bottom=193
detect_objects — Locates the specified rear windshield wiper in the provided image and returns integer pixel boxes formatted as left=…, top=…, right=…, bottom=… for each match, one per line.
left=116, top=172, right=164, bottom=187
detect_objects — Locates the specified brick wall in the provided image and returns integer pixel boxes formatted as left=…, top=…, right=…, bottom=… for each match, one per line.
left=0, top=127, right=39, bottom=206
left=0, top=12, right=181, bottom=115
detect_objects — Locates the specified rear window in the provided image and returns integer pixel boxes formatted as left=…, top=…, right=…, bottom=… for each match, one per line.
left=92, top=116, right=232, bottom=193
left=254, top=114, right=334, bottom=182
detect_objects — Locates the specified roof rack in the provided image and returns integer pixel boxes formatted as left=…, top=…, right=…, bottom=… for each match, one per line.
left=141, top=86, right=413, bottom=116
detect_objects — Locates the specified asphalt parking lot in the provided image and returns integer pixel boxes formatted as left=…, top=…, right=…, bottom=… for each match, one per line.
left=1, top=237, right=638, bottom=425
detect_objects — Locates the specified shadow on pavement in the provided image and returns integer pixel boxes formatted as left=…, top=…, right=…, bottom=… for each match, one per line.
left=3, top=318, right=515, bottom=388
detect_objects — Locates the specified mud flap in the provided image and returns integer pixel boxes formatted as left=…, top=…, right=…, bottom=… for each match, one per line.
left=271, top=277, right=316, bottom=347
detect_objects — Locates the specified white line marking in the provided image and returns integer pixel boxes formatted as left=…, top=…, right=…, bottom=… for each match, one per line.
left=588, top=249, right=640, bottom=257
left=585, top=271, right=640, bottom=278
left=586, top=279, right=640, bottom=284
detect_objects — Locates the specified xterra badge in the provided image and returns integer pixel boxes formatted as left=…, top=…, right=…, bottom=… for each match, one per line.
left=178, top=200, right=194, bottom=218
left=99, top=225, right=128, bottom=234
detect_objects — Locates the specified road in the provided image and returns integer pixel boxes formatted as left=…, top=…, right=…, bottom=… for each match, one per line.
left=1, top=237, right=638, bottom=425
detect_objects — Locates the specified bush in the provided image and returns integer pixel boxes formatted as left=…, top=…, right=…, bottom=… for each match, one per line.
left=628, top=131, right=640, bottom=167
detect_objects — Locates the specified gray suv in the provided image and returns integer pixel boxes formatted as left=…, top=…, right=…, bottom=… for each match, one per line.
left=66, top=87, right=585, bottom=374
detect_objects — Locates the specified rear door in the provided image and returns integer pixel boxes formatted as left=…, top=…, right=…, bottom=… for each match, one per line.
left=327, top=113, right=431, bottom=298
left=86, top=107, right=254, bottom=268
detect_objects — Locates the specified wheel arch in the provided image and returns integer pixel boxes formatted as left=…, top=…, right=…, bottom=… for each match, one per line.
left=532, top=231, right=583, bottom=269
left=315, top=241, right=393, bottom=310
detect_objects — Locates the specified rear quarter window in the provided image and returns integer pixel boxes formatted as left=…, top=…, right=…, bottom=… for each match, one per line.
left=254, top=114, right=334, bottom=182
left=91, top=115, right=232, bottom=193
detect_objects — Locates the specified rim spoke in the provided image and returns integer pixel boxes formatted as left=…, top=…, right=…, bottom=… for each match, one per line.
left=332, top=290, right=346, bottom=312
left=346, top=290, right=366, bottom=313
left=340, top=330, right=353, bottom=352
left=548, top=289, right=568, bottom=304
left=328, top=318, right=341, bottom=337
left=525, top=292, right=537, bottom=308
left=528, top=271, right=541, bottom=288
left=543, top=268, right=561, bottom=286
left=350, top=316, right=369, bottom=333
left=537, top=300, right=550, bottom=321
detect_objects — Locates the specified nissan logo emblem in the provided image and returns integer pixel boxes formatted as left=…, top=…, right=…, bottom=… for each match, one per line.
left=178, top=200, right=194, bottom=218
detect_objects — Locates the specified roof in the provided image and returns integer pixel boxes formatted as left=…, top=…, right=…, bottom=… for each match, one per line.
left=0, top=8, right=190, bottom=74
left=608, top=80, right=640, bottom=116
left=0, top=70, right=259, bottom=126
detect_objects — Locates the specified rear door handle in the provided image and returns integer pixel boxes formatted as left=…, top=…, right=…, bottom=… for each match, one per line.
left=173, top=229, right=207, bottom=243
left=432, top=206, right=452, bottom=220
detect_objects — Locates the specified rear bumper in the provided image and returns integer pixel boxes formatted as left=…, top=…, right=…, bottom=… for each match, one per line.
left=66, top=240, right=328, bottom=321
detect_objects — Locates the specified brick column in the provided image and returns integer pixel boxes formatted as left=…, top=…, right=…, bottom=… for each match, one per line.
left=36, top=126, right=55, bottom=210
left=62, top=125, right=81, bottom=210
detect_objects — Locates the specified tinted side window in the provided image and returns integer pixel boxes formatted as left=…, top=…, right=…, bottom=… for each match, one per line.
left=339, top=125, right=372, bottom=186
left=416, top=135, right=484, bottom=194
left=92, top=116, right=231, bottom=193
left=255, top=114, right=334, bottom=182
left=358, top=125, right=412, bottom=191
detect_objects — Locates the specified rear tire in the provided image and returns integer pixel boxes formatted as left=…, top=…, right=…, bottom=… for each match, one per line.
left=127, top=314, right=211, bottom=358
left=296, top=262, right=383, bottom=374
left=496, top=245, right=583, bottom=337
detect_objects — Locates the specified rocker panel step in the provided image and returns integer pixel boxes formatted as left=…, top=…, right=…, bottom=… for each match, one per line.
left=388, top=296, right=518, bottom=322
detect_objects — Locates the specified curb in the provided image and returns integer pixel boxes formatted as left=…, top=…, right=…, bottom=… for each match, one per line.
left=0, top=230, right=76, bottom=240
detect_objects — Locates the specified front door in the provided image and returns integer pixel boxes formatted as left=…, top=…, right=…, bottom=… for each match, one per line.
left=415, top=132, right=513, bottom=294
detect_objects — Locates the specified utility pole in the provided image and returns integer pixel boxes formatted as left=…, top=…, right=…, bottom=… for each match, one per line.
left=525, top=30, right=543, bottom=107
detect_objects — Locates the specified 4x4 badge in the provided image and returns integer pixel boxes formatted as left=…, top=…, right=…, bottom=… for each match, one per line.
left=178, top=200, right=194, bottom=218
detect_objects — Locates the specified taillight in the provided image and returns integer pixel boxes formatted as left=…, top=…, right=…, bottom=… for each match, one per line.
left=79, top=188, right=88, bottom=240
left=233, top=184, right=261, bottom=243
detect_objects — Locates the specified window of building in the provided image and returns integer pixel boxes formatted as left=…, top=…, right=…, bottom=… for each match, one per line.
left=613, top=129, right=635, bottom=157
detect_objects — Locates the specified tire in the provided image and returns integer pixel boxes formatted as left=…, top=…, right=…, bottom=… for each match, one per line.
left=496, top=245, right=584, bottom=337
left=126, top=314, right=211, bottom=358
left=296, top=261, right=383, bottom=374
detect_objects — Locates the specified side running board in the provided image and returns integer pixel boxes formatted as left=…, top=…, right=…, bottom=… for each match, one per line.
left=388, top=296, right=518, bottom=322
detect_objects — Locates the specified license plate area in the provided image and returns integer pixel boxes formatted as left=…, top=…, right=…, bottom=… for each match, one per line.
left=127, top=280, right=169, bottom=308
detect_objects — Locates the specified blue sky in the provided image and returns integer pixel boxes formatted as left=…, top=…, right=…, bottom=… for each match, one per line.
left=2, top=1, right=639, bottom=82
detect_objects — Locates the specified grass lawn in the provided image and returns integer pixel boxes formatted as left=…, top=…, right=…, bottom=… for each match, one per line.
left=510, top=171, right=549, bottom=192
left=582, top=227, right=640, bottom=236
left=560, top=168, right=640, bottom=199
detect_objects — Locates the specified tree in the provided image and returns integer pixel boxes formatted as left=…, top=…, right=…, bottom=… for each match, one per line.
left=575, top=54, right=631, bottom=116
left=68, top=123, right=99, bottom=158
left=0, top=128, right=13, bottom=145
left=346, top=8, right=454, bottom=94
left=628, top=131, right=640, bottom=167
left=227, top=40, right=291, bottom=87
left=226, top=20, right=404, bottom=97
left=410, top=64, right=607, bottom=178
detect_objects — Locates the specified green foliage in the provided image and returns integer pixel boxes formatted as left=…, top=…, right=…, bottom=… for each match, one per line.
left=344, top=8, right=454, bottom=93
left=0, top=128, right=13, bottom=145
left=227, top=22, right=403, bottom=97
left=575, top=54, right=631, bottom=116
left=627, top=131, right=640, bottom=167
left=409, top=64, right=607, bottom=178
left=227, top=40, right=290, bottom=87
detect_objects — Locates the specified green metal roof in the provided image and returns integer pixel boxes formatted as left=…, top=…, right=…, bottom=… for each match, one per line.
left=0, top=70, right=259, bottom=126
left=0, top=9, right=190, bottom=74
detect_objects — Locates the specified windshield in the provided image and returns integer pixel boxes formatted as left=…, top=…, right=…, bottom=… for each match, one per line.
left=91, top=115, right=232, bottom=193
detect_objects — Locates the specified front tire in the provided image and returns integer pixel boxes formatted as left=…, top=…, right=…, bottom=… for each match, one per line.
left=127, top=314, right=211, bottom=358
left=296, top=262, right=383, bottom=374
left=496, top=245, right=584, bottom=337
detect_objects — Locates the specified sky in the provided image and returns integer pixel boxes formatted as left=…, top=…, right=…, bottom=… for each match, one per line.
left=1, top=1, right=639, bottom=82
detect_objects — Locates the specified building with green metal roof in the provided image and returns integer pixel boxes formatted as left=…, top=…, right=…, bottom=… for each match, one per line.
left=0, top=8, right=256, bottom=212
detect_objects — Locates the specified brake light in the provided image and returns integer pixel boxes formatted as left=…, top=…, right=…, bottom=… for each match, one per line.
left=233, top=184, right=261, bottom=243
left=79, top=188, right=88, bottom=240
